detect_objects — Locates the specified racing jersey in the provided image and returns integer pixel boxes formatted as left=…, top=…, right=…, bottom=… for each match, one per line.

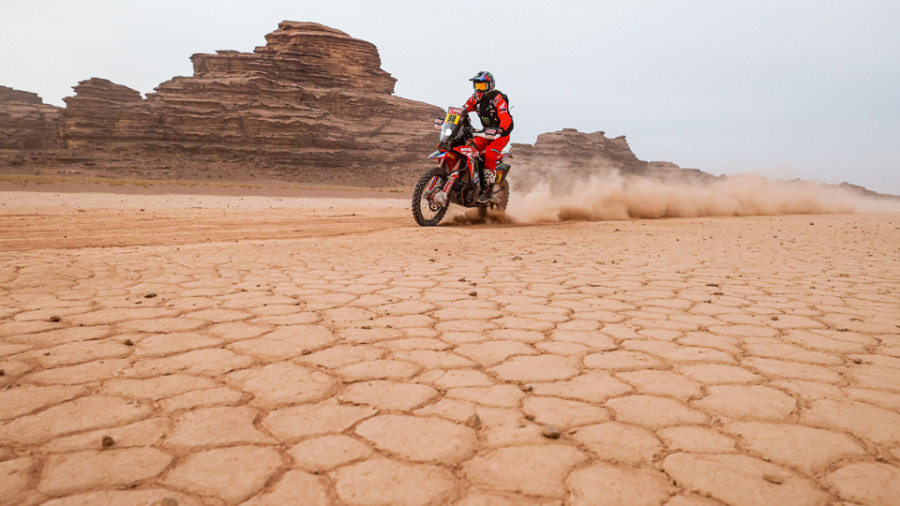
left=464, top=90, right=514, bottom=136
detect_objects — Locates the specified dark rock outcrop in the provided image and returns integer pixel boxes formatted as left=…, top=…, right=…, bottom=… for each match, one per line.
left=0, top=86, right=62, bottom=150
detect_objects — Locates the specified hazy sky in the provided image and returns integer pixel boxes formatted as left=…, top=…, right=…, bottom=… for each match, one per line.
left=3, top=0, right=899, bottom=194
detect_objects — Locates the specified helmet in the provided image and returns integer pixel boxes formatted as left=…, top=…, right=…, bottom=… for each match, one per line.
left=469, top=71, right=495, bottom=93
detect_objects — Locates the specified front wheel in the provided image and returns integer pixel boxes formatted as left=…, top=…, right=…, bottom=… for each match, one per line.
left=412, top=167, right=449, bottom=227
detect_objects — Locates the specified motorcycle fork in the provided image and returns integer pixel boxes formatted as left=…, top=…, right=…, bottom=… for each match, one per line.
left=441, top=172, right=459, bottom=195
left=425, top=157, right=457, bottom=201
left=425, top=175, right=440, bottom=194
left=438, top=157, right=462, bottom=195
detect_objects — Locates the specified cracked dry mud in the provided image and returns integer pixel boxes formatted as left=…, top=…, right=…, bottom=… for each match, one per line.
left=1, top=194, right=899, bottom=506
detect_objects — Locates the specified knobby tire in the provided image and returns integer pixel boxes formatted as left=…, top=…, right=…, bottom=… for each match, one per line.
left=412, top=167, right=449, bottom=227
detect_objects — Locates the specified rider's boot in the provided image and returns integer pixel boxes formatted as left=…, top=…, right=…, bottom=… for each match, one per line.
left=477, top=184, right=493, bottom=204
left=478, top=170, right=496, bottom=204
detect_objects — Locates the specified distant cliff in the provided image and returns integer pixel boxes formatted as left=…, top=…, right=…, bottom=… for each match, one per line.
left=3, top=22, right=442, bottom=186
left=510, top=129, right=718, bottom=191
left=0, top=86, right=61, bottom=151
left=0, top=22, right=896, bottom=198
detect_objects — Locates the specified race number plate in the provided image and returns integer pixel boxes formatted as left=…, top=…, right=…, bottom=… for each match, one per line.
left=445, top=107, right=463, bottom=125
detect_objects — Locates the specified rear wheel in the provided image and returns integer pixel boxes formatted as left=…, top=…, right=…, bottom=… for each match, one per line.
left=412, top=167, right=449, bottom=227
left=477, top=180, right=509, bottom=220
left=492, top=180, right=510, bottom=211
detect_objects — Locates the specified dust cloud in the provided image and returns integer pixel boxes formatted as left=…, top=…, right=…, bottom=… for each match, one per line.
left=505, top=171, right=900, bottom=223
left=445, top=209, right=515, bottom=226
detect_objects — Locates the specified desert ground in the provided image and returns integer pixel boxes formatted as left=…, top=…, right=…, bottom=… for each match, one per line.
left=1, top=184, right=899, bottom=506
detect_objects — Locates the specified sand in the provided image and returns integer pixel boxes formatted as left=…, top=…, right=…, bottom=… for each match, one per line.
left=1, top=186, right=899, bottom=505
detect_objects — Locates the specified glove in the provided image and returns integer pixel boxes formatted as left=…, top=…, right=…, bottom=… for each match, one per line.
left=483, top=127, right=501, bottom=139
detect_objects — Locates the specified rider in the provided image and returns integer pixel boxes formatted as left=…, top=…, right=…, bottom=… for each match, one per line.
left=463, top=71, right=514, bottom=203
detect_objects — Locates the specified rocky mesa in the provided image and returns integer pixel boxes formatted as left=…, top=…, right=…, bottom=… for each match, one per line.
left=6, top=21, right=443, bottom=186
left=1, top=21, right=896, bottom=199
left=1, top=21, right=711, bottom=188
left=510, top=128, right=718, bottom=191
left=0, top=86, right=61, bottom=151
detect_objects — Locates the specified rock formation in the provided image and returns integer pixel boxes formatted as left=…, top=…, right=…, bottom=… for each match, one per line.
left=53, top=21, right=443, bottom=185
left=0, top=22, right=894, bottom=197
left=61, top=78, right=160, bottom=148
left=0, top=86, right=61, bottom=151
left=510, top=129, right=717, bottom=191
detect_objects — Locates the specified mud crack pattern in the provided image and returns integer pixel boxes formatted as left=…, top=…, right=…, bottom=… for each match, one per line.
left=1, top=206, right=899, bottom=505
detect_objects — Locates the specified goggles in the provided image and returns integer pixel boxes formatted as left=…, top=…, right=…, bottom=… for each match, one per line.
left=474, top=81, right=489, bottom=91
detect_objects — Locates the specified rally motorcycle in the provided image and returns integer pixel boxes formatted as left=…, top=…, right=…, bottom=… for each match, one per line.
left=411, top=107, right=511, bottom=226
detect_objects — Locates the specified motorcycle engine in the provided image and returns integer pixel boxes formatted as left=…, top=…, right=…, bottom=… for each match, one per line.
left=462, top=182, right=478, bottom=207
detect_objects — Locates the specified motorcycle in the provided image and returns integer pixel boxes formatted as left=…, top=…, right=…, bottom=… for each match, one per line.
left=411, top=106, right=511, bottom=227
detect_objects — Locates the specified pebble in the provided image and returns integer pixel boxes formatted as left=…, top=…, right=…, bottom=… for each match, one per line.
left=144, top=293, right=157, bottom=299
left=124, top=339, right=134, bottom=346
left=771, top=316, right=779, bottom=321
left=852, top=357, right=862, bottom=364
left=524, top=414, right=535, bottom=421
left=49, top=315, right=61, bottom=322
left=101, top=435, right=116, bottom=448
left=521, top=384, right=533, bottom=392
left=541, top=425, right=561, bottom=439
left=468, top=291, right=477, bottom=297
left=763, top=474, right=783, bottom=485
left=0, top=369, right=5, bottom=376
left=466, top=413, right=482, bottom=428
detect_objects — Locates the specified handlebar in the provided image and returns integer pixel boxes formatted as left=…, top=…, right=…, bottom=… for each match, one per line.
left=434, top=113, right=501, bottom=140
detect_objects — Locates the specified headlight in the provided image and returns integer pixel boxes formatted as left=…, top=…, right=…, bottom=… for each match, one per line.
left=439, top=124, right=453, bottom=142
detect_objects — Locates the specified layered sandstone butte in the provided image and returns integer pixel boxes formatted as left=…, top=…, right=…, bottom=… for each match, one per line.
left=56, top=21, right=442, bottom=185
left=0, top=86, right=61, bottom=150
left=62, top=78, right=162, bottom=147
left=1, top=22, right=894, bottom=196
left=510, top=129, right=717, bottom=190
